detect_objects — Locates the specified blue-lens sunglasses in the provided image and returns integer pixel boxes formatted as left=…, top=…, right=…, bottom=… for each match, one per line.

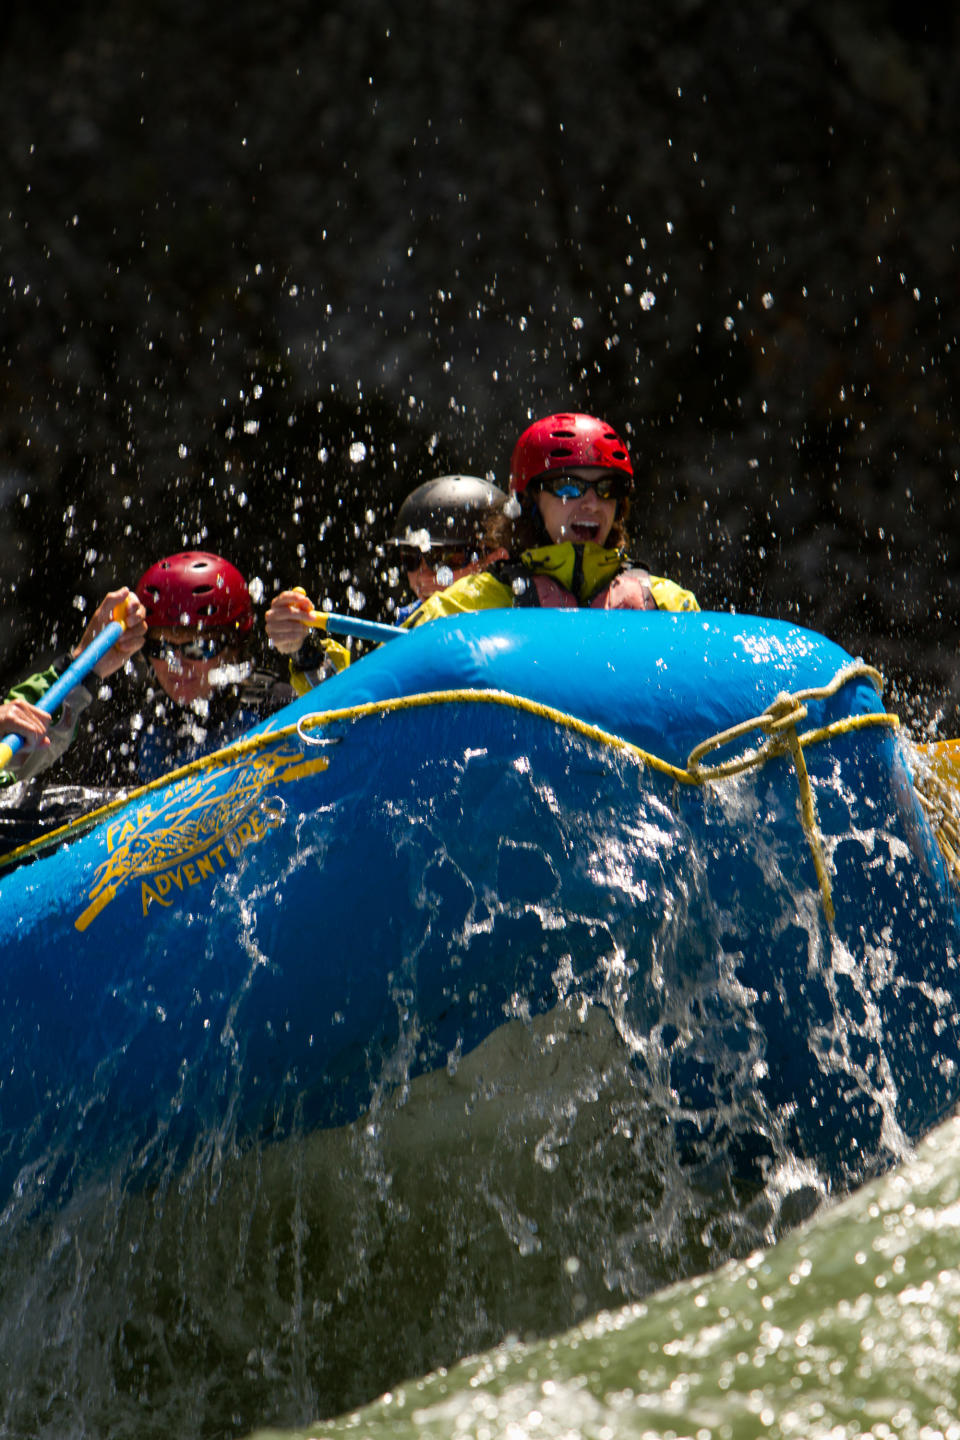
left=537, top=474, right=627, bottom=501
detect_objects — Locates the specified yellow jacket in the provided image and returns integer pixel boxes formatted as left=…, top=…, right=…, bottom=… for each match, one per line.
left=406, top=542, right=699, bottom=628
left=288, top=635, right=352, bottom=697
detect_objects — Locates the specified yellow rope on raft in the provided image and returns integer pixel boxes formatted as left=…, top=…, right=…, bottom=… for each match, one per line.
left=0, top=667, right=902, bottom=923
left=685, top=662, right=895, bottom=925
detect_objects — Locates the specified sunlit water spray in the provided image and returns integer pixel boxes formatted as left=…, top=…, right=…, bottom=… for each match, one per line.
left=0, top=705, right=956, bottom=1439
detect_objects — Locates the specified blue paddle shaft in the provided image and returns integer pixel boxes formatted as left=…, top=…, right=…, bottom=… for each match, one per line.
left=323, top=613, right=406, bottom=645
left=0, top=618, right=124, bottom=763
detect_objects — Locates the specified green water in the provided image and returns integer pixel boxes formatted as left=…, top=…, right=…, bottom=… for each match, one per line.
left=250, top=1112, right=960, bottom=1440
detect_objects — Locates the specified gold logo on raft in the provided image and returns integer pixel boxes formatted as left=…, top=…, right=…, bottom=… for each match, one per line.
left=75, top=737, right=329, bottom=932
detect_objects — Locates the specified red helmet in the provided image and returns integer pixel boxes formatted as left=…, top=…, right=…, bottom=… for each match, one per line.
left=509, top=413, right=634, bottom=495
left=136, top=551, right=254, bottom=635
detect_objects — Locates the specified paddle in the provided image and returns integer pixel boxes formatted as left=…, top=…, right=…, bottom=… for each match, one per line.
left=919, top=738, right=960, bottom=778
left=291, top=589, right=405, bottom=646
left=0, top=610, right=126, bottom=771
left=914, top=737, right=960, bottom=811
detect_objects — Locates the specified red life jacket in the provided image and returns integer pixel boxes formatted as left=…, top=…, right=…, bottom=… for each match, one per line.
left=494, top=561, right=657, bottom=611
left=530, top=568, right=658, bottom=611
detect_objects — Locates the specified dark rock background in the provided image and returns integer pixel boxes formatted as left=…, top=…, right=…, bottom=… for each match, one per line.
left=2, top=0, right=959, bottom=734
left=1, top=5, right=960, bottom=1433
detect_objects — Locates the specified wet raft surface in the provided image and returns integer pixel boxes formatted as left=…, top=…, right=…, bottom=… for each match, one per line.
left=1, top=609, right=959, bottom=1436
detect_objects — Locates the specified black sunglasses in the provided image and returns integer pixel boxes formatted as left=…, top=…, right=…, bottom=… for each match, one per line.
left=536, top=474, right=627, bottom=501
left=143, top=633, right=232, bottom=663
left=398, top=546, right=472, bottom=570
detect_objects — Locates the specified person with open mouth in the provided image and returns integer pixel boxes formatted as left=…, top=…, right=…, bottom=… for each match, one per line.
left=404, top=412, right=700, bottom=623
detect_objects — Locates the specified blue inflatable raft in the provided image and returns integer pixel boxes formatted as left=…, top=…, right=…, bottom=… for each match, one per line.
left=1, top=608, right=959, bottom=1218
